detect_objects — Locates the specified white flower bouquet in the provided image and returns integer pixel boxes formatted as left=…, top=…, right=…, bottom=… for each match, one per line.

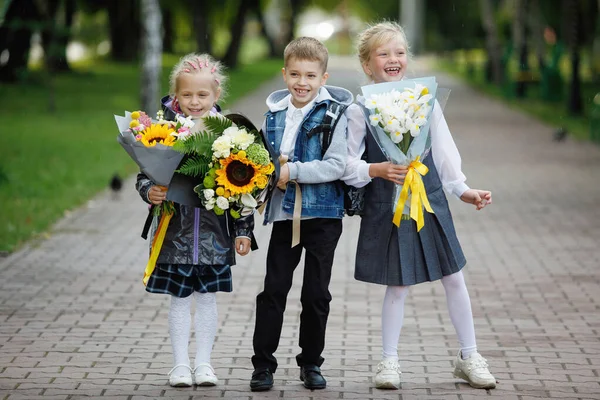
left=360, top=77, right=450, bottom=230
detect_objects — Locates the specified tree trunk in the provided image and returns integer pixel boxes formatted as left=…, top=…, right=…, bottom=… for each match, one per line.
left=107, top=0, right=141, bottom=62
left=140, top=0, right=163, bottom=117
left=0, top=0, right=41, bottom=82
left=564, top=0, right=583, bottom=115
left=192, top=0, right=212, bottom=54
left=530, top=0, right=546, bottom=71
left=479, top=0, right=503, bottom=85
left=513, top=0, right=529, bottom=98
left=254, top=0, right=280, bottom=57
left=286, top=0, right=302, bottom=44
left=222, top=0, right=250, bottom=68
left=39, top=0, right=74, bottom=73
left=162, top=6, right=173, bottom=53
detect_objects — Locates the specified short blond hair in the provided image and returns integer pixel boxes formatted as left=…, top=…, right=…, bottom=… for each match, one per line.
left=356, top=21, right=410, bottom=66
left=168, top=53, right=228, bottom=99
left=283, top=37, right=329, bottom=72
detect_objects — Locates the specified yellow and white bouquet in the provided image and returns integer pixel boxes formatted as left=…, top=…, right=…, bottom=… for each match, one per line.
left=173, top=114, right=276, bottom=219
left=361, top=77, right=447, bottom=230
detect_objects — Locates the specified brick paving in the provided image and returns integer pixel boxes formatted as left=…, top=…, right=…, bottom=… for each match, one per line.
left=1, top=56, right=600, bottom=399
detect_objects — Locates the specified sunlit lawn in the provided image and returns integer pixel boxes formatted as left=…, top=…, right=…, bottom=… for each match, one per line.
left=0, top=55, right=282, bottom=253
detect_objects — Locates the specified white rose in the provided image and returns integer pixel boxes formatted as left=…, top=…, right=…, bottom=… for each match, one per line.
left=216, top=196, right=230, bottom=210
left=203, top=189, right=215, bottom=200
left=230, top=129, right=255, bottom=150
left=212, top=136, right=232, bottom=158
left=222, top=126, right=239, bottom=137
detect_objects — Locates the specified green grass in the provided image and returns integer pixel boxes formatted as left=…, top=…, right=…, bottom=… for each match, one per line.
left=0, top=55, right=282, bottom=253
left=436, top=49, right=600, bottom=142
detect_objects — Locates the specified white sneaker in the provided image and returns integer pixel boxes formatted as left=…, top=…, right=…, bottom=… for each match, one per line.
left=194, top=363, right=218, bottom=386
left=168, top=364, right=193, bottom=387
left=453, top=351, right=496, bottom=389
left=374, top=358, right=401, bottom=389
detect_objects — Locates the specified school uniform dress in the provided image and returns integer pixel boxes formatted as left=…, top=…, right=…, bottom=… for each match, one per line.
left=343, top=102, right=469, bottom=286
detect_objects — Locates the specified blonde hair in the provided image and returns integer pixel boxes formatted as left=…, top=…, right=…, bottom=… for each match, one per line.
left=356, top=21, right=410, bottom=66
left=168, top=53, right=228, bottom=99
left=283, top=37, right=329, bottom=72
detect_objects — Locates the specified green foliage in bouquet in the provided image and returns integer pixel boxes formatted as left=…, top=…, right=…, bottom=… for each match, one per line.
left=173, top=115, right=234, bottom=177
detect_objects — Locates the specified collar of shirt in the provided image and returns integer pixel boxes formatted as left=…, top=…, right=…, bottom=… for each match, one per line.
left=286, top=91, right=319, bottom=123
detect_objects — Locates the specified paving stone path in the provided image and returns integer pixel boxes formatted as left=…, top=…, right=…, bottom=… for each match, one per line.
left=1, top=56, right=599, bottom=399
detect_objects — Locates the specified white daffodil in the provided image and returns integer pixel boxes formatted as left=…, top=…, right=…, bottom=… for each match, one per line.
left=409, top=121, right=421, bottom=137
left=369, top=113, right=382, bottom=126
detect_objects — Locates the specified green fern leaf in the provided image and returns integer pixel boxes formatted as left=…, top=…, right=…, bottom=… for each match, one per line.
left=204, top=115, right=232, bottom=135
left=176, top=155, right=211, bottom=177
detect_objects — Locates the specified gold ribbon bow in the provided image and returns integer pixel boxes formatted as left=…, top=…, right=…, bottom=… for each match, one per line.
left=142, top=210, right=173, bottom=285
left=392, top=156, right=434, bottom=231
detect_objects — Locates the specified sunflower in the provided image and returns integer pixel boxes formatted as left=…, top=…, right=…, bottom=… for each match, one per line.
left=140, top=123, right=176, bottom=147
left=215, top=152, right=260, bottom=195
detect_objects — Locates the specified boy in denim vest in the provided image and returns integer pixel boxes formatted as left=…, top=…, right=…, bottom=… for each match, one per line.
left=249, top=37, right=352, bottom=392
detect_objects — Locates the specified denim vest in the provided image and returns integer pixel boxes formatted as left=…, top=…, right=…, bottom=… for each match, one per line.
left=263, top=100, right=345, bottom=221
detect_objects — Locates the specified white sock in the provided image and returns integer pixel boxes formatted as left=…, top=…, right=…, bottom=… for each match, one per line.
left=193, top=292, right=218, bottom=368
left=169, top=295, right=192, bottom=376
left=441, top=271, right=477, bottom=359
left=381, top=285, right=410, bottom=361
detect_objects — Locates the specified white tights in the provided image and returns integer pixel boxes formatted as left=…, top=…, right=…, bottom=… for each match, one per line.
left=168, top=292, right=218, bottom=374
left=381, top=270, right=477, bottom=361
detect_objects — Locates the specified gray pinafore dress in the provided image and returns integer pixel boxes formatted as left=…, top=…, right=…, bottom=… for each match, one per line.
left=355, top=131, right=467, bottom=286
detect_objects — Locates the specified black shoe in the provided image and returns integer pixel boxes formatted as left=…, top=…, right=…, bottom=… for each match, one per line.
left=250, top=368, right=273, bottom=392
left=299, top=364, right=326, bottom=389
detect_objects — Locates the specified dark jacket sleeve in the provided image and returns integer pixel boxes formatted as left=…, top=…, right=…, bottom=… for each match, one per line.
left=135, top=172, right=154, bottom=205
left=234, top=213, right=258, bottom=250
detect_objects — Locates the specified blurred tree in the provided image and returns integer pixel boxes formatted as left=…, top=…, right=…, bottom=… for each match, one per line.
left=513, top=0, right=529, bottom=98
left=222, top=0, right=251, bottom=68
left=479, top=0, right=504, bottom=85
left=140, top=0, right=162, bottom=116
left=254, top=0, right=282, bottom=57
left=190, top=0, right=213, bottom=54
left=0, top=0, right=41, bottom=82
left=39, top=0, right=76, bottom=72
left=564, top=0, right=583, bottom=115
left=106, top=0, right=141, bottom=61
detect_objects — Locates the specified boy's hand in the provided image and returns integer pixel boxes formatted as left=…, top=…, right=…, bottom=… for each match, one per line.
left=369, top=162, right=408, bottom=185
left=148, top=185, right=168, bottom=205
left=235, top=237, right=251, bottom=256
left=460, top=189, right=492, bottom=210
left=277, top=163, right=290, bottom=190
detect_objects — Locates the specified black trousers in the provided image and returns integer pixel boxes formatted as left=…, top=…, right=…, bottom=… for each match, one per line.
left=251, top=218, right=343, bottom=373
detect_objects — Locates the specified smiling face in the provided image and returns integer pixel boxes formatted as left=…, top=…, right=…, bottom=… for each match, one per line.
left=282, top=58, right=329, bottom=108
left=362, top=36, right=408, bottom=84
left=175, top=71, right=221, bottom=118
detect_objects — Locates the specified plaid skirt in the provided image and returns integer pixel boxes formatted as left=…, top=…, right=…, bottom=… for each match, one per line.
left=145, top=263, right=233, bottom=297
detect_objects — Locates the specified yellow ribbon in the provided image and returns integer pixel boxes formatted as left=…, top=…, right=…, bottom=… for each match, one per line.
left=392, top=156, right=434, bottom=231
left=142, top=211, right=173, bottom=286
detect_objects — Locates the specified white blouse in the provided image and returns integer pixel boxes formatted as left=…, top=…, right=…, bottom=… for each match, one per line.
left=341, top=102, right=470, bottom=199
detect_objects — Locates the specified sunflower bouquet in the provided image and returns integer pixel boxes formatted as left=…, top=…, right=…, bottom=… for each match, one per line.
left=115, top=110, right=195, bottom=215
left=172, top=114, right=275, bottom=219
